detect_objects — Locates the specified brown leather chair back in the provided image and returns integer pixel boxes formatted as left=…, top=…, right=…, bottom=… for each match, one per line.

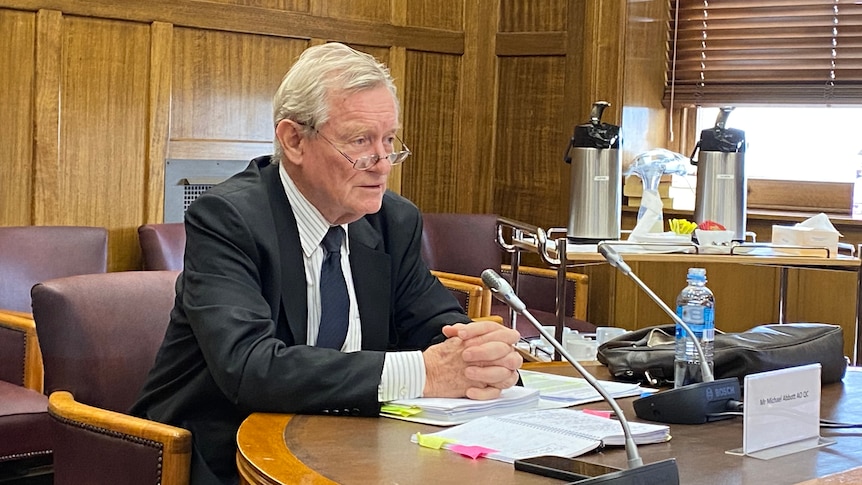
left=0, top=226, right=108, bottom=313
left=420, top=213, right=503, bottom=277
left=32, top=271, right=179, bottom=413
left=138, top=223, right=186, bottom=271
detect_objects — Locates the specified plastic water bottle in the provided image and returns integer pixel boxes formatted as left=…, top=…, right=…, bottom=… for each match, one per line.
left=674, top=267, right=715, bottom=388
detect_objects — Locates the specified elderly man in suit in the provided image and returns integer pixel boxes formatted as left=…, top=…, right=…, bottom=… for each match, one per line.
left=131, top=42, right=522, bottom=485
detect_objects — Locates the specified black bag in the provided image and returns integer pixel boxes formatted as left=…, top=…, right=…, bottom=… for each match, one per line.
left=596, top=323, right=848, bottom=386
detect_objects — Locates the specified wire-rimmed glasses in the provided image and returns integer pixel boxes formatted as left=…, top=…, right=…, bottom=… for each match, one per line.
left=311, top=127, right=411, bottom=171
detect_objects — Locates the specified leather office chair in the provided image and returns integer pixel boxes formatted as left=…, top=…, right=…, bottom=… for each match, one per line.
left=138, top=222, right=186, bottom=271
left=0, top=225, right=108, bottom=477
left=420, top=213, right=593, bottom=337
left=31, top=271, right=190, bottom=485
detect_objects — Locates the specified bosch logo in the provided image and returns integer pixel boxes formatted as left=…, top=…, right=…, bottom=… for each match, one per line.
left=708, top=385, right=737, bottom=400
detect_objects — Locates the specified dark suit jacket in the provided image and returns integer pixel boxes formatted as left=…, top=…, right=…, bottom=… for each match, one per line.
left=131, top=156, right=469, bottom=485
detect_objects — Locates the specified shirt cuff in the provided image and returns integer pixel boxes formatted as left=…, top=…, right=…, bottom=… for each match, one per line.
left=378, top=350, right=425, bottom=402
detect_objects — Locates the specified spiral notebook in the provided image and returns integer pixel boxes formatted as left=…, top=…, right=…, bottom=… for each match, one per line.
left=411, top=408, right=670, bottom=463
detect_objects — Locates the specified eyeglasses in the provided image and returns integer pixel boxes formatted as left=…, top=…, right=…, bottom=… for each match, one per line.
left=311, top=127, right=411, bottom=171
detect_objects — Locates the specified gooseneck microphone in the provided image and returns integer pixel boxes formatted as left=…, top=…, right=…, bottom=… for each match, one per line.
left=597, top=243, right=741, bottom=425
left=481, top=269, right=679, bottom=484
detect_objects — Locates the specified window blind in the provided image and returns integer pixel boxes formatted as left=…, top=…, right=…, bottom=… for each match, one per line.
left=665, top=0, right=862, bottom=106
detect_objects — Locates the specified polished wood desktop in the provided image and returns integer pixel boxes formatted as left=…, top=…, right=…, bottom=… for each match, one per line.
left=236, top=363, right=862, bottom=485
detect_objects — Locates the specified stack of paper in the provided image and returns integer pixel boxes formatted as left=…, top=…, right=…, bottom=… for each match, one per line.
left=519, top=370, right=648, bottom=406
left=382, top=386, right=540, bottom=426
left=412, top=408, right=671, bottom=463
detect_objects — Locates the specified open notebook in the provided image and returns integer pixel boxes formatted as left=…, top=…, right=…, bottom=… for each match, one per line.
left=411, top=408, right=670, bottom=463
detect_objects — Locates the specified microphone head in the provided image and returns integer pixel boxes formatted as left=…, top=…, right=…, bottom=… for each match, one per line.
left=480, top=268, right=526, bottom=313
left=597, top=243, right=618, bottom=265
left=598, top=243, right=631, bottom=275
left=480, top=269, right=503, bottom=289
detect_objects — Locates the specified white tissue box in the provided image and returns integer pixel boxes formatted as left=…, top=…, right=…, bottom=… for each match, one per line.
left=771, top=225, right=839, bottom=257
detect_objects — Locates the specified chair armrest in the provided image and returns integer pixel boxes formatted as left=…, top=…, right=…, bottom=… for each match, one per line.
left=0, top=310, right=43, bottom=392
left=501, top=265, right=590, bottom=320
left=432, top=271, right=491, bottom=319
left=48, top=391, right=191, bottom=484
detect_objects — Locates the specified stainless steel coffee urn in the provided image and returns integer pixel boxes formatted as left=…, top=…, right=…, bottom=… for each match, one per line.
left=691, top=107, right=747, bottom=241
left=565, top=101, right=622, bottom=243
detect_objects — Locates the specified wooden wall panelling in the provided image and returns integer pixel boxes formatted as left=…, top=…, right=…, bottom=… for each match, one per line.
left=144, top=21, right=173, bottom=224
left=0, top=0, right=462, bottom=53
left=401, top=51, right=462, bottom=212
left=454, top=0, right=497, bottom=213
left=405, top=0, right=463, bottom=31
left=579, top=0, right=626, bottom=126
left=13, top=10, right=156, bottom=269
left=205, top=0, right=308, bottom=11
left=53, top=16, right=151, bottom=271
left=493, top=55, right=568, bottom=229
left=386, top=45, right=406, bottom=196
left=498, top=0, right=567, bottom=32
left=309, top=0, right=390, bottom=23
left=170, top=28, right=306, bottom=143
left=32, top=9, right=62, bottom=226
left=0, top=8, right=35, bottom=225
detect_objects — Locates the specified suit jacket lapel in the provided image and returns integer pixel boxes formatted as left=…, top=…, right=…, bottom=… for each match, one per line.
left=348, top=218, right=391, bottom=351
left=260, top=161, right=308, bottom=345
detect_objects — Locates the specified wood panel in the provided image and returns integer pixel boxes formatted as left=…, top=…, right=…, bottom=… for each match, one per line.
left=401, top=51, right=462, bottom=212
left=144, top=21, right=173, bottom=223
left=498, top=0, right=567, bottom=32
left=309, top=0, right=390, bottom=23
left=748, top=179, right=853, bottom=214
left=494, top=56, right=568, bottom=229
left=405, top=0, right=463, bottom=31
left=32, top=9, right=62, bottom=225
left=0, top=9, right=35, bottom=225
left=0, top=0, right=463, bottom=54
left=170, top=28, right=306, bottom=143
left=206, top=0, right=307, bottom=11
left=456, top=0, right=497, bottom=213
left=52, top=16, right=151, bottom=271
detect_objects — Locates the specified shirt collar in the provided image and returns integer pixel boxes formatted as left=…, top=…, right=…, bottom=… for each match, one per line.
left=278, top=163, right=348, bottom=258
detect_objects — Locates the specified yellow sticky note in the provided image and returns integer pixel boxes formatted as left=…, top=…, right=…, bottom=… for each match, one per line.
left=415, top=432, right=457, bottom=450
left=380, top=404, right=422, bottom=417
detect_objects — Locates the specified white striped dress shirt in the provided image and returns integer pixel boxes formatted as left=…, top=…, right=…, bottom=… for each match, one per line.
left=278, top=163, right=425, bottom=401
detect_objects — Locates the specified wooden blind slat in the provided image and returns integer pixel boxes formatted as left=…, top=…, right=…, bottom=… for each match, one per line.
left=666, top=0, right=862, bottom=106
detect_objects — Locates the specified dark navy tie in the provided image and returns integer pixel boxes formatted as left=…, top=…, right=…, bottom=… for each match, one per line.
left=316, top=226, right=349, bottom=349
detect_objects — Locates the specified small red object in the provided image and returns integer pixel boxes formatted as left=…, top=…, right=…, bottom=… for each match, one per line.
left=697, top=220, right=726, bottom=231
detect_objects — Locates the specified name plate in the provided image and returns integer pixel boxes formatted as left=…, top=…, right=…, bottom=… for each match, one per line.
left=727, top=363, right=834, bottom=459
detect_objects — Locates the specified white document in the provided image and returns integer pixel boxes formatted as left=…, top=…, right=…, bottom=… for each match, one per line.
left=519, top=369, right=648, bottom=406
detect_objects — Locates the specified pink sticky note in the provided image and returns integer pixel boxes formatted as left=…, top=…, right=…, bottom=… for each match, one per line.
left=448, top=444, right=497, bottom=460
left=583, top=409, right=614, bottom=419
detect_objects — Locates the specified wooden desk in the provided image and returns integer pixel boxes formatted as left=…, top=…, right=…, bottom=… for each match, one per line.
left=236, top=364, right=862, bottom=485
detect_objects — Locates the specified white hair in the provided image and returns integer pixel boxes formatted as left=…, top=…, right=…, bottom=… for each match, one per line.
left=272, top=42, right=399, bottom=163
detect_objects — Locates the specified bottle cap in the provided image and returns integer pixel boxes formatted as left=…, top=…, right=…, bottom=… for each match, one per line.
left=686, top=267, right=707, bottom=281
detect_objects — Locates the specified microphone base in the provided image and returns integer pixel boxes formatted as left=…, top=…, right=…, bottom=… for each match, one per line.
left=633, top=377, right=741, bottom=424
left=515, top=455, right=679, bottom=484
